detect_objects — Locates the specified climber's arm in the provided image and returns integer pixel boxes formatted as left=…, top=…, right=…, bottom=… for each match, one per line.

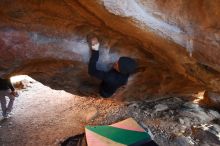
left=88, top=50, right=107, bottom=80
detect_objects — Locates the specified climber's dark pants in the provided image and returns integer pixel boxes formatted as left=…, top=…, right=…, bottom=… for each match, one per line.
left=0, top=89, right=15, bottom=116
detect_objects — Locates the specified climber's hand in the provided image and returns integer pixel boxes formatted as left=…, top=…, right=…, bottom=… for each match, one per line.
left=91, top=37, right=100, bottom=51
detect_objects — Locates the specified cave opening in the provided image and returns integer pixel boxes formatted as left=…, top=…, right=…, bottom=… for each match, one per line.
left=1, top=74, right=92, bottom=144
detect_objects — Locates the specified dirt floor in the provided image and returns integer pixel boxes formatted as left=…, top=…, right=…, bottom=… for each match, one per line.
left=0, top=77, right=220, bottom=146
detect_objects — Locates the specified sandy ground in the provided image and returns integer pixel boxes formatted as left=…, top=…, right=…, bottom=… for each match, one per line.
left=0, top=78, right=129, bottom=146
left=0, top=80, right=85, bottom=145
left=0, top=78, right=220, bottom=146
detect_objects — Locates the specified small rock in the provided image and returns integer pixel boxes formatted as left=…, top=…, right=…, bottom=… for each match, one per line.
left=154, top=104, right=168, bottom=112
left=180, top=129, right=185, bottom=133
left=85, top=107, right=98, bottom=122
left=144, top=110, right=149, bottom=115
left=183, top=102, right=199, bottom=109
left=169, top=110, right=174, bottom=115
left=150, top=113, right=154, bottom=118
left=129, top=103, right=139, bottom=108
left=172, top=127, right=178, bottom=134
left=165, top=114, right=170, bottom=119
left=179, top=118, right=185, bottom=125
left=209, top=110, right=220, bottom=118
left=181, top=125, right=186, bottom=131
left=183, top=118, right=191, bottom=127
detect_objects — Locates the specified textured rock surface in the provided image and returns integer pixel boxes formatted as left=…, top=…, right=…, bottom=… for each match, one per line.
left=0, top=0, right=219, bottom=100
left=202, top=91, right=220, bottom=110
left=1, top=80, right=220, bottom=146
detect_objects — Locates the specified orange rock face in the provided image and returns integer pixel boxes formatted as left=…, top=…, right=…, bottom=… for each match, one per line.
left=0, top=0, right=219, bottom=100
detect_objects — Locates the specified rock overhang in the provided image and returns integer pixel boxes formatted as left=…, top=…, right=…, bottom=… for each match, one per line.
left=0, top=0, right=219, bottom=100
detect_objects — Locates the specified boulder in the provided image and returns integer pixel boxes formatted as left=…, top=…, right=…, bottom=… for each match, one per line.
left=0, top=0, right=219, bottom=102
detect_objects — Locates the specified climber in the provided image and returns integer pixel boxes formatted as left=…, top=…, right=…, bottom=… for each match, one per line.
left=88, top=36, right=137, bottom=98
left=0, top=77, right=18, bottom=118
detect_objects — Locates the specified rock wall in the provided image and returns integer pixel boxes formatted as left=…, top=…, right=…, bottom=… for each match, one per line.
left=0, top=0, right=219, bottom=100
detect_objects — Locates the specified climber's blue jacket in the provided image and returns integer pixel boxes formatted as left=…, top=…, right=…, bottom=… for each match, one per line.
left=88, top=50, right=136, bottom=98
